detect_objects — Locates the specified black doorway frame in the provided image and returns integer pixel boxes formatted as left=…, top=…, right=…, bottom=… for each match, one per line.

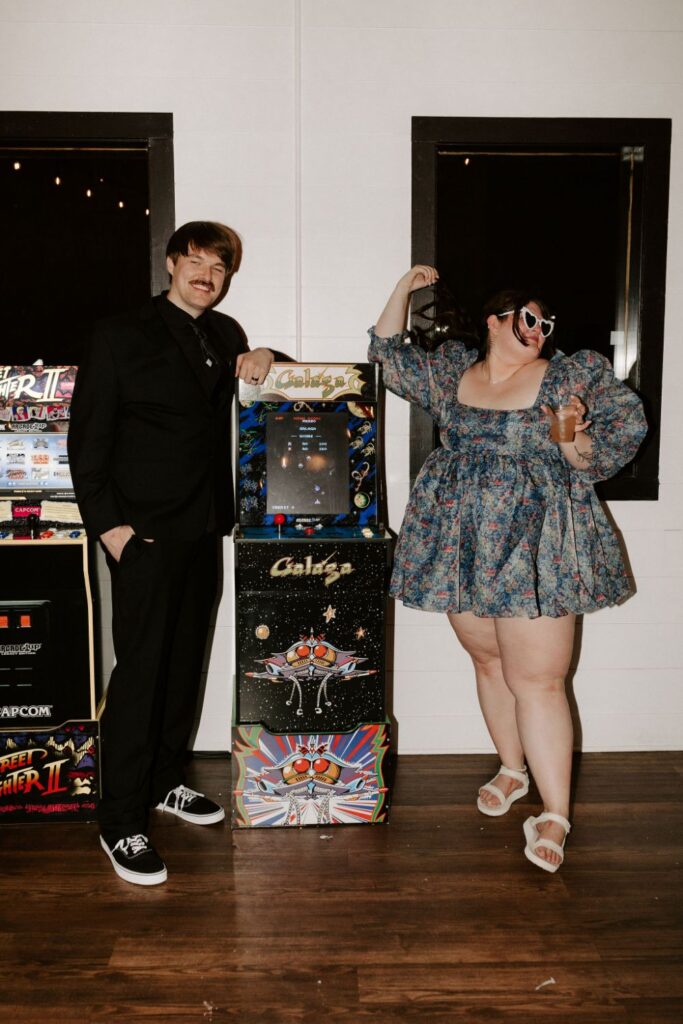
left=0, top=111, right=174, bottom=295
left=412, top=116, right=671, bottom=501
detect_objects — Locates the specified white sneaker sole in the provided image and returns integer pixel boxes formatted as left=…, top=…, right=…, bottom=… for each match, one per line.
left=100, top=836, right=168, bottom=886
left=155, top=804, right=225, bottom=825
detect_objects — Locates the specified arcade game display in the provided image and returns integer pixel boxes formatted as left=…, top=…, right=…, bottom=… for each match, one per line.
left=0, top=365, right=98, bottom=822
left=232, top=363, right=393, bottom=828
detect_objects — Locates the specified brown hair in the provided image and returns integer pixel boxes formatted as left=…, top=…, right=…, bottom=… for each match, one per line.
left=166, top=221, right=243, bottom=275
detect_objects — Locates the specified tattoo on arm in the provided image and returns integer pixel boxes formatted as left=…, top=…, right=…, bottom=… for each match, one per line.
left=574, top=445, right=593, bottom=464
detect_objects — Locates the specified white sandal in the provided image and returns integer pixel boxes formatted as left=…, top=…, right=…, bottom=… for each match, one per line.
left=523, top=812, right=571, bottom=873
left=477, top=765, right=529, bottom=817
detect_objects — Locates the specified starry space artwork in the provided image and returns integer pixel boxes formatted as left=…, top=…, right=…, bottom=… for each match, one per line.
left=236, top=540, right=389, bottom=733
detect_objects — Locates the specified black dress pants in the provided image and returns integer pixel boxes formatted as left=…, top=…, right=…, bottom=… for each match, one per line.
left=99, top=533, right=219, bottom=842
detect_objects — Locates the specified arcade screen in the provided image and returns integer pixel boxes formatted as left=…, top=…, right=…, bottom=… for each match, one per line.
left=266, top=412, right=349, bottom=515
left=0, top=431, right=73, bottom=493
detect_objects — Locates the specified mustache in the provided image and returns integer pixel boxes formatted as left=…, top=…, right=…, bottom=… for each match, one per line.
left=190, top=278, right=215, bottom=291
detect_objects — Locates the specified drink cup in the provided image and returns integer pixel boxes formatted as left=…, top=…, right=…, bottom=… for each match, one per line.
left=547, top=404, right=577, bottom=443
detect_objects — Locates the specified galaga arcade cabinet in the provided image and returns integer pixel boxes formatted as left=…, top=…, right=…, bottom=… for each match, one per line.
left=232, top=363, right=393, bottom=828
left=0, top=365, right=98, bottom=823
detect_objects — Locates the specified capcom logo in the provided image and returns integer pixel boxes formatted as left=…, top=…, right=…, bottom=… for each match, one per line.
left=0, top=705, right=53, bottom=719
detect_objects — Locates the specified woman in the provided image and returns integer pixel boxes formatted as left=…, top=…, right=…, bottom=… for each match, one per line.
left=369, top=266, right=647, bottom=872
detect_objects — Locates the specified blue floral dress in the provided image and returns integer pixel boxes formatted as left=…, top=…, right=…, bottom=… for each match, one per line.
left=368, top=329, right=648, bottom=618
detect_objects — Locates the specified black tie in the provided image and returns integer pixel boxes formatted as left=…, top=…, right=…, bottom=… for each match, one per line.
left=189, top=321, right=219, bottom=368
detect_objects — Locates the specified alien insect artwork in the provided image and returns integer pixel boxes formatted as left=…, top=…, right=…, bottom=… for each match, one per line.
left=235, top=549, right=388, bottom=733
left=245, top=629, right=378, bottom=718
left=232, top=724, right=390, bottom=828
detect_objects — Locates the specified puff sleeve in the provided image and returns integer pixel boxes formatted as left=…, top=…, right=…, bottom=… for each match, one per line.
left=367, top=327, right=475, bottom=424
left=559, top=350, right=647, bottom=483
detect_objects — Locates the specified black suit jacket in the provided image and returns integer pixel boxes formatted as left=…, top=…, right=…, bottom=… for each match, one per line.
left=68, top=298, right=248, bottom=541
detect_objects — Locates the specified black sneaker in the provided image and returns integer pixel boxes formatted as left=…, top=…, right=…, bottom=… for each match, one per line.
left=155, top=784, right=225, bottom=825
left=100, top=834, right=167, bottom=886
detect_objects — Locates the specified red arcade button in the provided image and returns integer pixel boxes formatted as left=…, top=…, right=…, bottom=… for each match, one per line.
left=19, top=614, right=32, bottom=628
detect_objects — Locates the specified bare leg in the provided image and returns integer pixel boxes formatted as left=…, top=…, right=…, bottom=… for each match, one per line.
left=447, top=612, right=526, bottom=809
left=494, top=614, right=575, bottom=867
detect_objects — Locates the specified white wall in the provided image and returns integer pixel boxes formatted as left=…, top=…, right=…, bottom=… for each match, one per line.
left=2, top=0, right=681, bottom=751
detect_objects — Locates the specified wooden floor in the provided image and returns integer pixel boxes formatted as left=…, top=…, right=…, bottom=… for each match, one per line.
left=1, top=752, right=681, bottom=1023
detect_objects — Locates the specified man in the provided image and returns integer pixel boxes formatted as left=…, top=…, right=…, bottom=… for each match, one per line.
left=68, top=222, right=274, bottom=885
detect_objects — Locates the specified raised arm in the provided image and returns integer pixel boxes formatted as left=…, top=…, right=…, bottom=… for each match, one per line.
left=368, top=266, right=472, bottom=420
left=375, top=265, right=439, bottom=337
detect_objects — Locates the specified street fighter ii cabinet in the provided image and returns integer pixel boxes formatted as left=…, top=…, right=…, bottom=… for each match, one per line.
left=232, top=363, right=393, bottom=828
left=0, top=365, right=98, bottom=823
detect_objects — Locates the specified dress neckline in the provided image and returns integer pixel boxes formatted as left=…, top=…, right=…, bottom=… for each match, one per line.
left=456, top=354, right=555, bottom=413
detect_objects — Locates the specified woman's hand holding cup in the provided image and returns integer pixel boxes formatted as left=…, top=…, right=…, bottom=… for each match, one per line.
left=542, top=394, right=591, bottom=443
